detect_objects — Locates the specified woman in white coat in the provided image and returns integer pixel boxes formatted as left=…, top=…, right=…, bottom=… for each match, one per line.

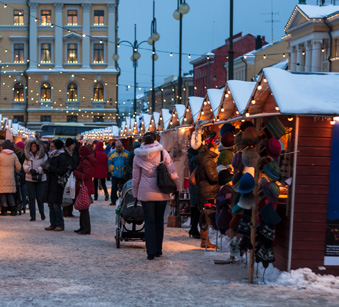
left=0, top=140, right=21, bottom=216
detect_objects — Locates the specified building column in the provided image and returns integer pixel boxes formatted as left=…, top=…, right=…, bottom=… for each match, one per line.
left=312, top=40, right=322, bottom=72
left=29, top=2, right=38, bottom=68
left=54, top=3, right=63, bottom=68
left=82, top=3, right=91, bottom=68
left=289, top=46, right=297, bottom=71
left=305, top=41, right=312, bottom=73
left=107, top=3, right=116, bottom=68
left=296, top=44, right=305, bottom=72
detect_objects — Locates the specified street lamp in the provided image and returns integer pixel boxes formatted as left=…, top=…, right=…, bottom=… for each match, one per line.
left=173, top=0, right=190, bottom=104
left=148, top=0, right=160, bottom=113
left=112, top=24, right=147, bottom=116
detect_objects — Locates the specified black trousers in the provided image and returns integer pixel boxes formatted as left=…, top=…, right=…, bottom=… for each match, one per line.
left=93, top=178, right=108, bottom=198
left=79, top=208, right=91, bottom=233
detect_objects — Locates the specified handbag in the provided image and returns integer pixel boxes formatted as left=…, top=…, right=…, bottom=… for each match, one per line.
left=189, top=166, right=198, bottom=186
left=74, top=180, right=91, bottom=211
left=31, top=161, right=42, bottom=181
left=156, top=150, right=177, bottom=194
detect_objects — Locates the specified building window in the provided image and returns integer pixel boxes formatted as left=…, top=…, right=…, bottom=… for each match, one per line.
left=93, top=115, right=104, bottom=122
left=67, top=10, right=78, bottom=25
left=13, top=115, right=24, bottom=123
left=67, top=115, right=78, bottom=122
left=13, top=10, right=24, bottom=25
left=41, top=82, right=51, bottom=101
left=93, top=43, right=104, bottom=63
left=41, top=115, right=51, bottom=122
left=67, top=43, right=78, bottom=63
left=13, top=82, right=24, bottom=102
left=41, top=10, right=51, bottom=26
left=41, top=43, right=51, bottom=63
left=67, top=83, right=78, bottom=101
left=93, top=10, right=104, bottom=25
left=93, top=82, right=104, bottom=101
left=14, top=44, right=24, bottom=63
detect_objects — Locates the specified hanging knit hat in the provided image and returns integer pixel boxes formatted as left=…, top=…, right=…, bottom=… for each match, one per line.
left=266, top=138, right=281, bottom=159
left=241, top=127, right=260, bottom=147
left=218, top=143, right=228, bottom=152
left=238, top=173, right=255, bottom=194
left=234, top=131, right=244, bottom=152
left=263, top=160, right=281, bottom=181
left=259, top=203, right=282, bottom=226
left=218, top=169, right=234, bottom=186
left=237, top=193, right=255, bottom=210
left=242, top=147, right=260, bottom=167
left=262, top=181, right=280, bottom=203
left=232, top=192, right=244, bottom=214
left=264, top=117, right=286, bottom=140
left=258, top=156, right=273, bottom=172
left=232, top=152, right=244, bottom=172
left=220, top=123, right=236, bottom=136
left=221, top=132, right=234, bottom=148
left=240, top=121, right=255, bottom=132
left=218, top=150, right=234, bottom=167
left=232, top=171, right=243, bottom=192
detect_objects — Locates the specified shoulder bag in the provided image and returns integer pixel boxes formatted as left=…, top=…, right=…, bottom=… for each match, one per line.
left=156, top=151, right=177, bottom=194
left=74, top=180, right=91, bottom=211
left=31, top=161, right=42, bottom=181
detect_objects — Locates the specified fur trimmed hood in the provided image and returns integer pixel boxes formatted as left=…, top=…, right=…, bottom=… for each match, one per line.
left=134, top=141, right=163, bottom=160
left=24, top=139, right=46, bottom=160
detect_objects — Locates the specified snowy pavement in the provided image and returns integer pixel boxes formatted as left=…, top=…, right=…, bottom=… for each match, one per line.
left=0, top=192, right=339, bottom=306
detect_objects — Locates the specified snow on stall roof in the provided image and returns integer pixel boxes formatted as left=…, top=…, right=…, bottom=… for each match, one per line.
left=263, top=67, right=339, bottom=115
left=207, top=88, right=224, bottom=118
left=270, top=59, right=288, bottom=70
left=298, top=4, right=339, bottom=18
left=153, top=112, right=160, bottom=129
left=227, top=80, right=256, bottom=114
left=161, top=109, right=172, bottom=130
left=141, top=113, right=152, bottom=132
left=120, top=121, right=126, bottom=135
left=174, top=104, right=186, bottom=122
left=188, top=96, right=204, bottom=122
left=112, top=125, right=120, bottom=136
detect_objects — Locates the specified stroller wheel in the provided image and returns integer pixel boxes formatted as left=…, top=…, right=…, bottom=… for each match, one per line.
left=115, top=228, right=120, bottom=248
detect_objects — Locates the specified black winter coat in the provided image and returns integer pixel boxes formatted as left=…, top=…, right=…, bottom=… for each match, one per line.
left=187, top=147, right=200, bottom=207
left=44, top=153, right=68, bottom=204
left=64, top=149, right=78, bottom=171
left=195, top=149, right=219, bottom=207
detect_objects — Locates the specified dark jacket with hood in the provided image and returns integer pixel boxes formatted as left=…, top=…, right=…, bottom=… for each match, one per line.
left=93, top=142, right=107, bottom=179
left=44, top=149, right=68, bottom=204
left=187, top=147, right=200, bottom=207
left=74, top=146, right=96, bottom=195
left=194, top=147, right=219, bottom=206
left=64, top=147, right=78, bottom=171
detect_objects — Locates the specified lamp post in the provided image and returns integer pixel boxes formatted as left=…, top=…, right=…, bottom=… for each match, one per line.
left=113, top=24, right=147, bottom=116
left=173, top=0, right=190, bottom=104
left=148, top=0, right=160, bottom=114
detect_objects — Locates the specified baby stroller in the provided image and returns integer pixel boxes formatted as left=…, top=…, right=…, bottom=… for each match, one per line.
left=115, top=179, right=145, bottom=248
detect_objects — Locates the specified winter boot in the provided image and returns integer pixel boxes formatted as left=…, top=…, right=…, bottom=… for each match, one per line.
left=200, top=229, right=216, bottom=249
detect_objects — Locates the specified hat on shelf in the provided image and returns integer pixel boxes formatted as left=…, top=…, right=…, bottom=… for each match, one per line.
left=263, top=160, right=281, bottom=181
left=242, top=147, right=260, bottom=167
left=242, top=127, right=260, bottom=147
left=221, top=132, right=235, bottom=148
left=220, top=123, right=236, bottom=136
left=234, top=131, right=245, bottom=152
left=232, top=171, right=243, bottom=192
left=240, top=121, right=255, bottom=132
left=218, top=150, right=234, bottom=167
left=218, top=169, right=234, bottom=186
left=258, top=157, right=273, bottom=172
left=237, top=193, right=255, bottom=210
left=232, top=152, right=244, bottom=172
left=238, top=173, right=255, bottom=194
left=264, top=117, right=286, bottom=140
left=262, top=181, right=280, bottom=203
left=232, top=192, right=244, bottom=214
left=266, top=138, right=282, bottom=159
left=259, top=203, right=282, bottom=226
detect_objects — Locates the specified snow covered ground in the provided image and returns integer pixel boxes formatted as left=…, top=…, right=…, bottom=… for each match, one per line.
left=0, top=189, right=339, bottom=306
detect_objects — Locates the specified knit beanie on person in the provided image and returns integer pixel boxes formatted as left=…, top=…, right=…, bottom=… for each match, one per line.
left=16, top=141, right=25, bottom=149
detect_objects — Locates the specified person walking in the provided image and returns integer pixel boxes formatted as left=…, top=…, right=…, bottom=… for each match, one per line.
left=23, top=139, right=48, bottom=221
left=124, top=141, right=141, bottom=180
left=42, top=140, right=68, bottom=231
left=14, top=141, right=27, bottom=214
left=74, top=145, right=96, bottom=234
left=108, top=140, right=129, bottom=206
left=63, top=138, right=78, bottom=217
left=92, top=141, right=109, bottom=201
left=0, top=140, right=21, bottom=216
left=195, top=134, right=220, bottom=248
left=133, top=132, right=179, bottom=260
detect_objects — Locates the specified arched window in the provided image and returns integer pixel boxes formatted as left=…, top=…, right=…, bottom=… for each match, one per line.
left=40, top=82, right=51, bottom=101
left=93, top=82, right=104, bottom=101
left=67, top=82, right=78, bottom=101
left=13, top=82, right=24, bottom=102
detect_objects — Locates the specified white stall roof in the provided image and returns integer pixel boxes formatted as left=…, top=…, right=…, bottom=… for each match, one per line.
left=174, top=104, right=186, bottom=123
left=188, top=96, right=204, bottom=122
left=153, top=112, right=160, bottom=129
left=227, top=80, right=256, bottom=115
left=207, top=88, right=224, bottom=118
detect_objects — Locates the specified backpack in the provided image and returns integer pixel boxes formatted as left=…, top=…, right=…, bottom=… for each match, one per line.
left=156, top=151, right=177, bottom=194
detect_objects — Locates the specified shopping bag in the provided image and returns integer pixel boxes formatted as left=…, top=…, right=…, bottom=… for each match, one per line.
left=62, top=173, right=76, bottom=207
